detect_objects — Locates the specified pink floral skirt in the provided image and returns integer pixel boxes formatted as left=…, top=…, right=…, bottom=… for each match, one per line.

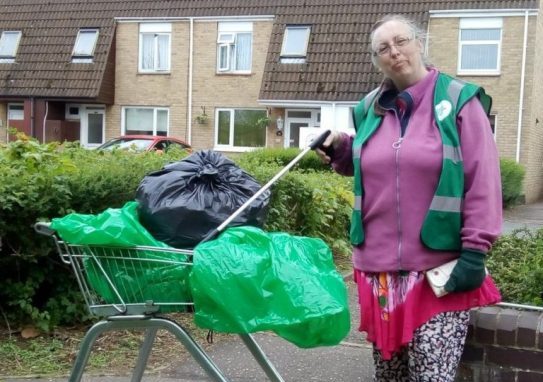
left=354, top=269, right=501, bottom=360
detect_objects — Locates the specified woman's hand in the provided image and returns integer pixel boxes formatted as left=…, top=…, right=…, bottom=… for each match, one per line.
left=444, top=249, right=486, bottom=293
left=315, top=131, right=341, bottom=165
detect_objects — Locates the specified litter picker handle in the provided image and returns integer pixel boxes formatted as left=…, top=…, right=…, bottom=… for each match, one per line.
left=309, top=129, right=331, bottom=150
left=201, top=129, right=334, bottom=243
left=34, top=222, right=55, bottom=236
left=310, top=129, right=335, bottom=158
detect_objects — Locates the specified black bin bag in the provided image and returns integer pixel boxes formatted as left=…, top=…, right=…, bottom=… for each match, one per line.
left=136, top=150, right=270, bottom=248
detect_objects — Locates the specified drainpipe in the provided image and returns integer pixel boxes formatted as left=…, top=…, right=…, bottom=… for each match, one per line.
left=30, top=97, right=35, bottom=138
left=186, top=17, right=194, bottom=145
left=515, top=10, right=529, bottom=163
left=42, top=101, right=49, bottom=143
left=332, top=102, right=336, bottom=130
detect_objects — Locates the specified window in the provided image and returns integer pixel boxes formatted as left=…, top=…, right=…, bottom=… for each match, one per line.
left=281, top=26, right=310, bottom=63
left=7, top=103, right=24, bottom=120
left=458, top=18, right=502, bottom=75
left=0, top=31, right=22, bottom=63
left=72, top=29, right=99, bottom=63
left=217, top=22, right=252, bottom=73
left=122, top=107, right=169, bottom=136
left=139, top=23, right=171, bottom=72
left=215, top=109, right=266, bottom=150
left=66, top=104, right=80, bottom=120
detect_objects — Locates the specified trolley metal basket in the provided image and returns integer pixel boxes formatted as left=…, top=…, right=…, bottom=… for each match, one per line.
left=35, top=130, right=332, bottom=381
left=35, top=223, right=285, bottom=382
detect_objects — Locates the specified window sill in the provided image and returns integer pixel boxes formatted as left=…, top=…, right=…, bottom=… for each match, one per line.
left=138, top=71, right=171, bottom=75
left=280, top=57, right=307, bottom=64
left=215, top=72, right=253, bottom=77
left=213, top=145, right=262, bottom=152
left=457, top=70, right=501, bottom=77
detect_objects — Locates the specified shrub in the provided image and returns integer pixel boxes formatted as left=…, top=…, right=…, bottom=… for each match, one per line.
left=487, top=228, right=543, bottom=306
left=237, top=147, right=331, bottom=172
left=500, top=158, right=525, bottom=208
left=0, top=137, right=188, bottom=330
left=237, top=161, right=353, bottom=258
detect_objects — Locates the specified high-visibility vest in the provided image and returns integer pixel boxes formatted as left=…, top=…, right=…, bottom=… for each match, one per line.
left=351, top=72, right=492, bottom=250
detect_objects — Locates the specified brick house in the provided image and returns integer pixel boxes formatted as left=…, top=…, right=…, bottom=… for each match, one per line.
left=0, top=0, right=541, bottom=201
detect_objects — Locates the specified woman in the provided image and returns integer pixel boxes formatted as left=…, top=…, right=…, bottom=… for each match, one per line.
left=317, top=14, right=502, bottom=382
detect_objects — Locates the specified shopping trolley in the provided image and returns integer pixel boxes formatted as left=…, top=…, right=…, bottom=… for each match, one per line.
left=35, top=130, right=332, bottom=382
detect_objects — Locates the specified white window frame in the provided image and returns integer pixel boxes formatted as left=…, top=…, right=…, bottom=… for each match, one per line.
left=216, top=22, right=252, bottom=74
left=457, top=18, right=502, bottom=76
left=72, top=29, right=99, bottom=63
left=7, top=103, right=24, bottom=120
left=0, top=31, right=22, bottom=63
left=65, top=104, right=81, bottom=120
left=121, top=106, right=170, bottom=135
left=139, top=23, right=171, bottom=73
left=281, top=26, right=311, bottom=58
left=214, top=108, right=267, bottom=152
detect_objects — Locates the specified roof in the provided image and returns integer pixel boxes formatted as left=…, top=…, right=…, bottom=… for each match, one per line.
left=0, top=0, right=538, bottom=103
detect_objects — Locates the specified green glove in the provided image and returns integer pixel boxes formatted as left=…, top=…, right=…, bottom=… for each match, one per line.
left=444, top=249, right=486, bottom=293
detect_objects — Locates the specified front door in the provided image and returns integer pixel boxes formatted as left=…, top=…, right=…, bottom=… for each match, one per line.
left=284, top=109, right=320, bottom=148
left=286, top=121, right=309, bottom=148
left=80, top=107, right=105, bottom=147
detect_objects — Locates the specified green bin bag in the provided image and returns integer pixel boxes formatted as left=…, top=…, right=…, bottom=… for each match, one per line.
left=50, top=201, right=191, bottom=312
left=191, top=226, right=350, bottom=348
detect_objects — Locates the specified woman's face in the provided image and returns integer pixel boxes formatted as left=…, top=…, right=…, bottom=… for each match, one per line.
left=372, top=20, right=427, bottom=89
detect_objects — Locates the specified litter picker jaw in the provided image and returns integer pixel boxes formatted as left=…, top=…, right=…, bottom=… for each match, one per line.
left=202, top=129, right=332, bottom=243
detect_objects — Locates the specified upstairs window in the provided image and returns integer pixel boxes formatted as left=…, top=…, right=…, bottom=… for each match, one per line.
left=281, top=26, right=310, bottom=63
left=72, top=29, right=99, bottom=63
left=139, top=23, right=171, bottom=73
left=217, top=22, right=252, bottom=73
left=0, top=31, right=22, bottom=63
left=458, top=18, right=502, bottom=75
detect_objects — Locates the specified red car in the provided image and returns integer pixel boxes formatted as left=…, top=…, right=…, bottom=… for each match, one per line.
left=97, top=135, right=192, bottom=152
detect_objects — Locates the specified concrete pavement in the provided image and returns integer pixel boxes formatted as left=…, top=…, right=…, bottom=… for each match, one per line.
left=502, top=200, right=543, bottom=234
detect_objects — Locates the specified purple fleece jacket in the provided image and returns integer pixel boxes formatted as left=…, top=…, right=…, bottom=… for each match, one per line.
left=332, top=69, right=502, bottom=272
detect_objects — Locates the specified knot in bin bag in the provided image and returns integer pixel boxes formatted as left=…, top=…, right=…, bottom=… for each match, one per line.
left=190, top=226, right=351, bottom=348
left=136, top=150, right=270, bottom=249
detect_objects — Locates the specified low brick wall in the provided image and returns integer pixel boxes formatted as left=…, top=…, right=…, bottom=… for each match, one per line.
left=457, top=306, right=543, bottom=382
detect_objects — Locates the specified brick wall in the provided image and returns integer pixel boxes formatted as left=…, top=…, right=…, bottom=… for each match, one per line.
left=190, top=20, right=273, bottom=150
left=113, top=20, right=273, bottom=151
left=524, top=5, right=543, bottom=202
left=457, top=306, right=543, bottom=381
left=429, top=15, right=543, bottom=202
left=113, top=22, right=190, bottom=142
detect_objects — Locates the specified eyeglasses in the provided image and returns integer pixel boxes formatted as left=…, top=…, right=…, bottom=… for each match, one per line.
left=373, top=36, right=413, bottom=57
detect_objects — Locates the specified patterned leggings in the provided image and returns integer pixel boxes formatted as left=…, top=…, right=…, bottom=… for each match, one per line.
left=372, top=310, right=470, bottom=382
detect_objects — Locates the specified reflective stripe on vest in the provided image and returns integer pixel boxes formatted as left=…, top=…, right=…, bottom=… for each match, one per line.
left=350, top=73, right=492, bottom=250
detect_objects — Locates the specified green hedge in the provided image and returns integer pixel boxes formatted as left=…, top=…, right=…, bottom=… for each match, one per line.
left=0, top=139, right=352, bottom=330
left=488, top=228, right=543, bottom=306
left=237, top=147, right=331, bottom=172
left=0, top=138, right=189, bottom=330
left=500, top=158, right=525, bottom=208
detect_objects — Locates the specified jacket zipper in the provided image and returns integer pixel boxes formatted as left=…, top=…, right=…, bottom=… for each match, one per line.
left=392, top=136, right=403, bottom=270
